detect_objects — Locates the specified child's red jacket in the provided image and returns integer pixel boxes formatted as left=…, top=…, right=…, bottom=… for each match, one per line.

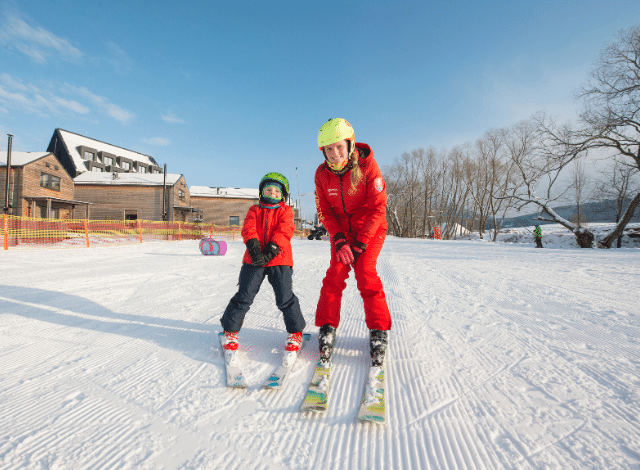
left=240, top=201, right=295, bottom=266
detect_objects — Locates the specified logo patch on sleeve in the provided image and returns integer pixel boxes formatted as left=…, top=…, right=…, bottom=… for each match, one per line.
left=374, top=177, right=384, bottom=192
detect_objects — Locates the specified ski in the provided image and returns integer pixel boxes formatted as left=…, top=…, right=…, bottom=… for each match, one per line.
left=299, top=358, right=332, bottom=412
left=358, top=363, right=387, bottom=423
left=218, top=332, right=248, bottom=389
left=263, top=333, right=311, bottom=390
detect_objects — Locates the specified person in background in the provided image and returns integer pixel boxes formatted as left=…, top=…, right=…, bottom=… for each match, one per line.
left=313, top=118, right=391, bottom=367
left=534, top=224, right=543, bottom=248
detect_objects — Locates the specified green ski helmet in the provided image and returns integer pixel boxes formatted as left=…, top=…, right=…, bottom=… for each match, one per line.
left=259, top=172, right=289, bottom=200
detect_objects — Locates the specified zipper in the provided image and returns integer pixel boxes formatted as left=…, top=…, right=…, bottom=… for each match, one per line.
left=263, top=209, right=270, bottom=248
left=339, top=174, right=354, bottom=233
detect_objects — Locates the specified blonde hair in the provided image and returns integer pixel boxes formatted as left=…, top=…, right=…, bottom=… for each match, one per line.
left=347, top=146, right=363, bottom=195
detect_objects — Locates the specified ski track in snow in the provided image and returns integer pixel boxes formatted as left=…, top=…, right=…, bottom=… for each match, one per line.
left=1, top=238, right=640, bottom=469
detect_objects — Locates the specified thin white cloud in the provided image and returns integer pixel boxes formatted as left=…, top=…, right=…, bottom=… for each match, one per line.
left=0, top=10, right=82, bottom=63
left=161, top=112, right=186, bottom=124
left=104, top=41, right=134, bottom=75
left=0, top=73, right=133, bottom=124
left=143, top=137, right=170, bottom=146
left=62, top=83, right=135, bottom=124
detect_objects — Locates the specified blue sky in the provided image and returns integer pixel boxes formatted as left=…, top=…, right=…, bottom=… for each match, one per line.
left=1, top=0, right=639, bottom=220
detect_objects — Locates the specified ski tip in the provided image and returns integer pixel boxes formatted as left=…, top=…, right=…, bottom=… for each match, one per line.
left=359, top=415, right=386, bottom=424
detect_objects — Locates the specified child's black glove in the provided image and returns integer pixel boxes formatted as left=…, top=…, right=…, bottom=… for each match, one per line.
left=246, top=238, right=267, bottom=266
left=262, top=242, right=280, bottom=263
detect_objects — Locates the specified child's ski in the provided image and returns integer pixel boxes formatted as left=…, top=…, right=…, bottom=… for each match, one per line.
left=263, top=333, right=311, bottom=390
left=357, top=363, right=387, bottom=423
left=299, top=358, right=333, bottom=412
left=218, top=332, right=248, bottom=389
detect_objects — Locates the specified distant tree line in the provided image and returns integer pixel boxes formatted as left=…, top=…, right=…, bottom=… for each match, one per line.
left=383, top=25, right=640, bottom=248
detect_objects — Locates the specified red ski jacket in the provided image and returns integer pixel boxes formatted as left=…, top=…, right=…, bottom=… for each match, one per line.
left=314, top=142, right=388, bottom=245
left=241, top=201, right=295, bottom=266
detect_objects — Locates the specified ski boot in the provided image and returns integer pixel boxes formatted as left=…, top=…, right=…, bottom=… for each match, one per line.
left=221, top=331, right=239, bottom=351
left=318, top=324, right=337, bottom=364
left=285, top=332, right=303, bottom=352
left=369, top=329, right=388, bottom=367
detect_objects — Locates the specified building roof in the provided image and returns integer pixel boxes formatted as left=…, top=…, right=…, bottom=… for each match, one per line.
left=189, top=186, right=259, bottom=199
left=55, top=129, right=158, bottom=175
left=74, top=172, right=182, bottom=186
left=0, top=151, right=51, bottom=166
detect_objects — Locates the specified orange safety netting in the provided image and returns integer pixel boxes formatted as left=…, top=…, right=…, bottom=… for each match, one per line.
left=2, top=215, right=308, bottom=250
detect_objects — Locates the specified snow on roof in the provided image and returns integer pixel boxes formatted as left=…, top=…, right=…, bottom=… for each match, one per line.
left=74, top=171, right=182, bottom=186
left=57, top=129, right=158, bottom=174
left=0, top=151, right=51, bottom=166
left=189, top=186, right=259, bottom=199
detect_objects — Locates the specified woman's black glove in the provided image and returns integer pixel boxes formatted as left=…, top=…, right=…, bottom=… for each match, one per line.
left=351, top=240, right=368, bottom=264
left=262, top=242, right=281, bottom=263
left=246, top=238, right=267, bottom=266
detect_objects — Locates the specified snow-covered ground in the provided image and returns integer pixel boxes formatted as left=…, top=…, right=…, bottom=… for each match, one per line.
left=1, top=226, right=639, bottom=469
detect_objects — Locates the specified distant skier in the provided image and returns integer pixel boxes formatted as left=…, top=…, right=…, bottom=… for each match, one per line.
left=219, top=173, right=306, bottom=352
left=534, top=225, right=543, bottom=248
left=313, top=118, right=391, bottom=367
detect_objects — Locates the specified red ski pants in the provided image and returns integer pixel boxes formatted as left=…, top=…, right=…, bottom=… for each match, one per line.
left=315, top=230, right=391, bottom=331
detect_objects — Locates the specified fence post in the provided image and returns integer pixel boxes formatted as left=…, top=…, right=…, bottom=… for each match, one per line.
left=138, top=219, right=143, bottom=243
left=4, top=215, right=8, bottom=250
left=210, top=223, right=214, bottom=238
left=83, top=219, right=90, bottom=247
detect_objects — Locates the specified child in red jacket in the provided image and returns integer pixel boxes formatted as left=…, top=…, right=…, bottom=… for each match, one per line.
left=220, top=173, right=306, bottom=352
left=314, top=119, right=391, bottom=367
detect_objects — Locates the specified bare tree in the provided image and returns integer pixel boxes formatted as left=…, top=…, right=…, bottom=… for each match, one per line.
left=503, top=118, right=596, bottom=248
left=593, top=161, right=640, bottom=247
left=565, top=25, right=640, bottom=247
left=568, top=159, right=592, bottom=227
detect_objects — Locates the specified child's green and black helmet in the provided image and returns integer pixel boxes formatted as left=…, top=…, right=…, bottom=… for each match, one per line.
left=259, top=172, right=289, bottom=200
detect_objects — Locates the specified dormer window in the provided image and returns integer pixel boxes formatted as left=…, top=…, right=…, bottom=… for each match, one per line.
left=104, top=156, right=114, bottom=166
left=139, top=165, right=147, bottom=173
left=122, top=161, right=130, bottom=170
left=83, top=151, right=94, bottom=160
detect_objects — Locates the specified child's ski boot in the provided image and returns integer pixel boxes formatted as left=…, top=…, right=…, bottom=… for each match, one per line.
left=285, top=332, right=303, bottom=352
left=221, top=331, right=239, bottom=351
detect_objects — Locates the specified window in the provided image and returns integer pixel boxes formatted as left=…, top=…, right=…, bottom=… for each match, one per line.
left=122, top=161, right=131, bottom=170
left=83, top=151, right=94, bottom=160
left=139, top=166, right=147, bottom=173
left=104, top=156, right=114, bottom=166
left=40, top=173, right=61, bottom=191
left=179, top=189, right=185, bottom=201
left=229, top=216, right=240, bottom=226
left=92, top=166, right=103, bottom=172
left=125, top=211, right=137, bottom=220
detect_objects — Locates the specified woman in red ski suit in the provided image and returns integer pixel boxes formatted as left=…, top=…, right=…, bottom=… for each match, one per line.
left=314, top=118, right=391, bottom=366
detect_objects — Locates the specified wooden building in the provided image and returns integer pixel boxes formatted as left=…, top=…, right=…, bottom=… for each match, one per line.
left=47, top=129, right=163, bottom=178
left=74, top=172, right=201, bottom=222
left=189, top=186, right=301, bottom=228
left=189, top=186, right=259, bottom=226
left=1, top=151, right=90, bottom=219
